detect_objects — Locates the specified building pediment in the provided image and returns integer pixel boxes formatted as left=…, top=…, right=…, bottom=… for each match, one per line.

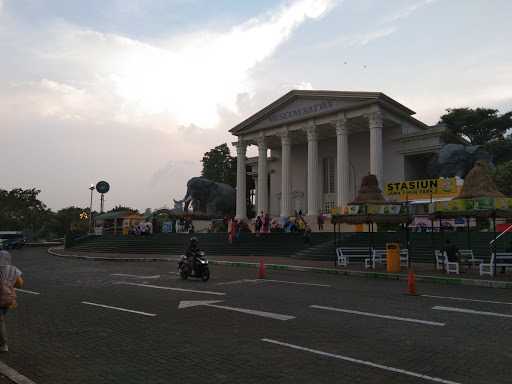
left=230, top=90, right=416, bottom=135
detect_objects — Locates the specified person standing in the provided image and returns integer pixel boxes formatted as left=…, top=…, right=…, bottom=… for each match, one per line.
left=227, top=218, right=233, bottom=244
left=263, top=213, right=270, bottom=233
left=255, top=213, right=262, bottom=234
left=0, top=243, right=23, bottom=352
left=317, top=213, right=324, bottom=231
left=236, top=219, right=241, bottom=241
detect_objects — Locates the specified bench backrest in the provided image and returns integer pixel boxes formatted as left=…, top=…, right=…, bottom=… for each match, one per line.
left=494, top=253, right=512, bottom=263
left=373, top=249, right=409, bottom=257
left=339, top=248, right=371, bottom=257
left=458, top=249, right=474, bottom=259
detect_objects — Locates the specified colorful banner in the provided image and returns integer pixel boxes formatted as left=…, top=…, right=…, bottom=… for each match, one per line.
left=339, top=204, right=405, bottom=215
left=385, top=177, right=458, bottom=201
left=474, top=197, right=494, bottom=210
left=379, top=205, right=402, bottom=215
left=432, top=197, right=512, bottom=213
left=433, top=199, right=467, bottom=212
left=347, top=205, right=364, bottom=215
left=495, top=198, right=512, bottom=210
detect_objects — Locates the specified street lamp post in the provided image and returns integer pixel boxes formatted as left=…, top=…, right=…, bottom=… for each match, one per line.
left=89, top=184, right=95, bottom=234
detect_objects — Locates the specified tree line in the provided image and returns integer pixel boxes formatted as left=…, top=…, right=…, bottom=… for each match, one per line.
left=0, top=188, right=137, bottom=240
left=2, top=107, right=511, bottom=238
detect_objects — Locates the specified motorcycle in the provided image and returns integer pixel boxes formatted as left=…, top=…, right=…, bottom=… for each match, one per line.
left=178, top=251, right=210, bottom=282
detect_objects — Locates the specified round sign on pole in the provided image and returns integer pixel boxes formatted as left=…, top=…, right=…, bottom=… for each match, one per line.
left=96, top=181, right=110, bottom=194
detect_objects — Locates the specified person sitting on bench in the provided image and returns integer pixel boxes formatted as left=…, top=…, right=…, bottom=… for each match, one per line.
left=444, top=240, right=460, bottom=263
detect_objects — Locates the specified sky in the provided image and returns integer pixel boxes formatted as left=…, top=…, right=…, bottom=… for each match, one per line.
left=1, top=0, right=511, bottom=212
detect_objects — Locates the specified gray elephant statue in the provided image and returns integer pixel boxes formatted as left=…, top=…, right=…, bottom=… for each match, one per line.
left=173, top=177, right=236, bottom=217
left=428, top=144, right=493, bottom=178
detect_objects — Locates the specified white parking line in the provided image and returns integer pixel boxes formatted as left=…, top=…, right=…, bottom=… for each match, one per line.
left=310, top=305, right=445, bottom=326
left=261, top=338, right=461, bottom=384
left=111, top=273, right=160, bottom=279
left=81, top=301, right=157, bottom=317
left=0, top=360, right=37, bottom=384
left=179, top=300, right=295, bottom=321
left=15, top=288, right=40, bottom=295
left=422, top=294, right=512, bottom=306
left=114, top=282, right=226, bottom=296
left=432, top=305, right=512, bottom=319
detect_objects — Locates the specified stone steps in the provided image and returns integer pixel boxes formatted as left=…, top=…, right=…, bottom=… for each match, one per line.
left=68, top=232, right=511, bottom=262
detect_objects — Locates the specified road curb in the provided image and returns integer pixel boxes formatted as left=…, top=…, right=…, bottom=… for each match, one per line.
left=47, top=248, right=512, bottom=289
left=0, top=361, right=36, bottom=384
left=207, top=260, right=512, bottom=289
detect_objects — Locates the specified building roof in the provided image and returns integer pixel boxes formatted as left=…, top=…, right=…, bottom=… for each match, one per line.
left=230, top=90, right=419, bottom=135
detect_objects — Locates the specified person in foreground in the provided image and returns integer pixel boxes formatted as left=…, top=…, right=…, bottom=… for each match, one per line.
left=0, top=242, right=23, bottom=352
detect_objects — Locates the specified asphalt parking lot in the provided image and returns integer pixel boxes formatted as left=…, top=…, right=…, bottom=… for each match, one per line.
left=0, top=247, right=511, bottom=384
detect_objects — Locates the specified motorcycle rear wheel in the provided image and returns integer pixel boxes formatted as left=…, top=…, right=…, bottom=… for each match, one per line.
left=201, top=267, right=210, bottom=282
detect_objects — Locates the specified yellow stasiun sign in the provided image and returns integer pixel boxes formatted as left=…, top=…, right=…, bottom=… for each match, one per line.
left=384, top=178, right=458, bottom=200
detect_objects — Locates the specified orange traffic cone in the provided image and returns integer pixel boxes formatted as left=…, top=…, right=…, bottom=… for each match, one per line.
left=407, top=270, right=417, bottom=296
left=258, top=258, right=266, bottom=279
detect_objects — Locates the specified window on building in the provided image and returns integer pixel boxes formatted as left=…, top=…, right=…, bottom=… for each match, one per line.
left=323, top=157, right=336, bottom=194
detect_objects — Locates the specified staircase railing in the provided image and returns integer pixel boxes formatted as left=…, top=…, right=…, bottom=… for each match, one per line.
left=490, top=223, right=512, bottom=274
left=489, top=224, right=512, bottom=246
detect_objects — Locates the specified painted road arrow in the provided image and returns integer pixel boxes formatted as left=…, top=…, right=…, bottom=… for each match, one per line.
left=178, top=300, right=295, bottom=321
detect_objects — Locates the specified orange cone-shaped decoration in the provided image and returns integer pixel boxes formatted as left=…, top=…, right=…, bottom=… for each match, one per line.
left=407, top=270, right=417, bottom=295
left=258, top=258, right=266, bottom=279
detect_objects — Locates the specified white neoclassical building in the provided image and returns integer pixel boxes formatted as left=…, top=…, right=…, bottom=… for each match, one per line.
left=230, top=90, right=446, bottom=220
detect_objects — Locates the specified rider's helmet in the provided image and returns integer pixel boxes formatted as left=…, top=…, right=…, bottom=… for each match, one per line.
left=190, top=237, right=198, bottom=246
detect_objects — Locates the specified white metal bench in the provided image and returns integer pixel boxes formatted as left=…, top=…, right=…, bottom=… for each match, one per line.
left=480, top=252, right=512, bottom=277
left=444, top=254, right=459, bottom=275
left=458, top=249, right=483, bottom=269
left=435, top=250, right=459, bottom=274
left=336, top=247, right=371, bottom=267
left=366, top=249, right=409, bottom=269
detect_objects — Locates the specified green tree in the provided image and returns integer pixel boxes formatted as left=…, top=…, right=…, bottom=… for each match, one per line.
left=495, top=160, right=512, bottom=196
left=201, top=143, right=236, bottom=186
left=440, top=108, right=512, bottom=145
left=0, top=188, right=52, bottom=238
left=49, top=206, right=90, bottom=236
left=484, top=137, right=512, bottom=165
left=108, top=205, right=139, bottom=213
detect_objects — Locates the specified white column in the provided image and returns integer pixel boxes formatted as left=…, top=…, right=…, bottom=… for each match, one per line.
left=280, top=130, right=292, bottom=217
left=235, top=140, right=247, bottom=220
left=257, top=136, right=268, bottom=214
left=306, top=122, right=320, bottom=216
left=369, top=109, right=384, bottom=187
left=336, top=115, right=350, bottom=208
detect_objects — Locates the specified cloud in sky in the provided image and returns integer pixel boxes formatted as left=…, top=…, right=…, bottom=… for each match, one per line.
left=5, top=0, right=336, bottom=130
left=380, top=0, right=439, bottom=24
left=0, top=0, right=338, bottom=210
left=320, top=0, right=437, bottom=49
left=1, top=0, right=511, bottom=212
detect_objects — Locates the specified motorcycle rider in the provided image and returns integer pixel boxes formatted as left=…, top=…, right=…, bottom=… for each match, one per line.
left=185, top=237, right=201, bottom=272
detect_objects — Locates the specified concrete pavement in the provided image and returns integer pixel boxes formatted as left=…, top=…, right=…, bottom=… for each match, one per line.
left=0, top=247, right=511, bottom=383
left=50, top=247, right=512, bottom=289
